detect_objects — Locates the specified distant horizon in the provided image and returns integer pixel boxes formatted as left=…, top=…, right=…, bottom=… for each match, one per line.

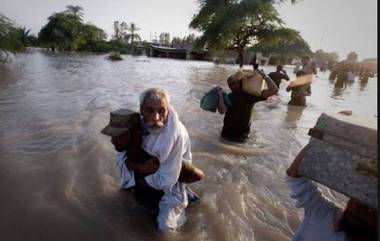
left=0, top=0, right=377, bottom=60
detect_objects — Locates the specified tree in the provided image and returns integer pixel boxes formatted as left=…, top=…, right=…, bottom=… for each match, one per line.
left=112, top=21, right=128, bottom=41
left=38, top=7, right=107, bottom=51
left=190, top=0, right=301, bottom=67
left=125, top=23, right=141, bottom=44
left=171, top=37, right=182, bottom=47
left=79, top=24, right=107, bottom=51
left=0, top=13, right=25, bottom=52
left=65, top=5, right=84, bottom=20
left=18, top=27, right=31, bottom=45
left=171, top=34, right=199, bottom=50
left=159, top=32, right=170, bottom=46
left=38, top=12, right=85, bottom=51
left=253, top=32, right=311, bottom=64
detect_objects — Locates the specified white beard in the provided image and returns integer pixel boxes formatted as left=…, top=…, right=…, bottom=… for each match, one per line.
left=147, top=126, right=162, bottom=135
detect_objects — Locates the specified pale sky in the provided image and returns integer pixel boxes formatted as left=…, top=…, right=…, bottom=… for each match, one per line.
left=0, top=0, right=377, bottom=60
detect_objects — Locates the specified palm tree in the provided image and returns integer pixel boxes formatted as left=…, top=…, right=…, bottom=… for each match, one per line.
left=19, top=27, right=31, bottom=44
left=112, top=21, right=128, bottom=41
left=125, top=23, right=141, bottom=44
left=65, top=5, right=84, bottom=20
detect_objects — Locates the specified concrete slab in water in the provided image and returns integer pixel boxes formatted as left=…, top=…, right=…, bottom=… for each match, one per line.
left=300, top=113, right=377, bottom=209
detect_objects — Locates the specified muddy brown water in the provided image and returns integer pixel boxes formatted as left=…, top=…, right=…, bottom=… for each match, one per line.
left=0, top=49, right=377, bottom=241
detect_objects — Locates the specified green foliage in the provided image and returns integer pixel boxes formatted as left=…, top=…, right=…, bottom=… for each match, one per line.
left=171, top=34, right=201, bottom=50
left=38, top=12, right=84, bottom=50
left=65, top=5, right=84, bottom=19
left=78, top=24, right=108, bottom=51
left=190, top=0, right=305, bottom=66
left=38, top=6, right=107, bottom=51
left=253, top=31, right=312, bottom=57
left=2, top=7, right=138, bottom=55
left=0, top=13, right=25, bottom=51
left=113, top=21, right=128, bottom=41
left=125, top=23, right=141, bottom=44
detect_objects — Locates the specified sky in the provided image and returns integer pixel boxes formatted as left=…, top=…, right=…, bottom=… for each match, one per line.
left=0, top=0, right=377, bottom=60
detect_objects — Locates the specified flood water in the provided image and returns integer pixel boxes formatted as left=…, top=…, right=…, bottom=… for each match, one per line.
left=0, top=49, right=377, bottom=241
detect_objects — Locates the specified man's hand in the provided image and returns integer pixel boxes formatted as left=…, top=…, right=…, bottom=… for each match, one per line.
left=286, top=145, right=309, bottom=178
left=138, top=158, right=160, bottom=175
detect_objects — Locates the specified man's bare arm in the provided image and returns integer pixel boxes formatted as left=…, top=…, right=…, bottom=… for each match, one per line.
left=217, top=87, right=228, bottom=114
left=259, top=70, right=279, bottom=98
left=125, top=158, right=159, bottom=175
left=286, top=145, right=309, bottom=178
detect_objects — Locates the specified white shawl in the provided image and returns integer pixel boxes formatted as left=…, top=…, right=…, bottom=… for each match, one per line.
left=142, top=106, right=192, bottom=191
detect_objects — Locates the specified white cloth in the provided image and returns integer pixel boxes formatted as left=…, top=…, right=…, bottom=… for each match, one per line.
left=114, top=149, right=189, bottom=232
left=143, top=106, right=192, bottom=191
left=157, top=182, right=188, bottom=232
left=142, top=106, right=191, bottom=231
left=287, top=175, right=346, bottom=241
left=115, top=151, right=135, bottom=189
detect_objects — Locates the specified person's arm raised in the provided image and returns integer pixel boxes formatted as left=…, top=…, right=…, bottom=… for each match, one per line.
left=258, top=70, right=279, bottom=99
left=282, top=71, right=290, bottom=81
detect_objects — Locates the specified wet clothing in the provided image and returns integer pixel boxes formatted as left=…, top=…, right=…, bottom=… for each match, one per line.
left=268, top=71, right=289, bottom=88
left=302, top=64, right=317, bottom=75
left=115, top=152, right=164, bottom=211
left=115, top=106, right=191, bottom=232
left=287, top=175, right=346, bottom=241
left=289, top=64, right=314, bottom=106
left=221, top=91, right=267, bottom=142
left=142, top=106, right=191, bottom=231
left=329, top=70, right=337, bottom=81
left=115, top=151, right=136, bottom=189
left=288, top=84, right=311, bottom=107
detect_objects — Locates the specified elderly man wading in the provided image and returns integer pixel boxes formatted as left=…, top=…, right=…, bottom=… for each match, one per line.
left=136, top=87, right=195, bottom=232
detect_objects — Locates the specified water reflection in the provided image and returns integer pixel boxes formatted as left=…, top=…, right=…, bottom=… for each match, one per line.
left=331, top=85, right=345, bottom=98
left=284, top=105, right=305, bottom=128
left=359, top=79, right=369, bottom=91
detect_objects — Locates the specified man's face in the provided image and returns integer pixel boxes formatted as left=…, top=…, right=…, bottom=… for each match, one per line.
left=141, top=97, right=168, bottom=134
left=301, top=57, right=309, bottom=65
left=227, top=77, right=241, bottom=93
left=111, top=131, right=131, bottom=152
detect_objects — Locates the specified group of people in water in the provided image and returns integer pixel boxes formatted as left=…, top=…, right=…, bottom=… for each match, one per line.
left=100, top=57, right=376, bottom=240
left=214, top=56, right=317, bottom=142
left=328, top=60, right=375, bottom=89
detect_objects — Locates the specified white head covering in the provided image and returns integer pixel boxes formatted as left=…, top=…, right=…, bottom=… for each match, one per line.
left=142, top=105, right=182, bottom=163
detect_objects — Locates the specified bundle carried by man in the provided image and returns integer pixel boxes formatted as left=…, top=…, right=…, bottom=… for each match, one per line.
left=237, top=69, right=266, bottom=96
left=299, top=112, right=377, bottom=209
left=287, top=73, right=313, bottom=88
left=200, top=86, right=232, bottom=112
